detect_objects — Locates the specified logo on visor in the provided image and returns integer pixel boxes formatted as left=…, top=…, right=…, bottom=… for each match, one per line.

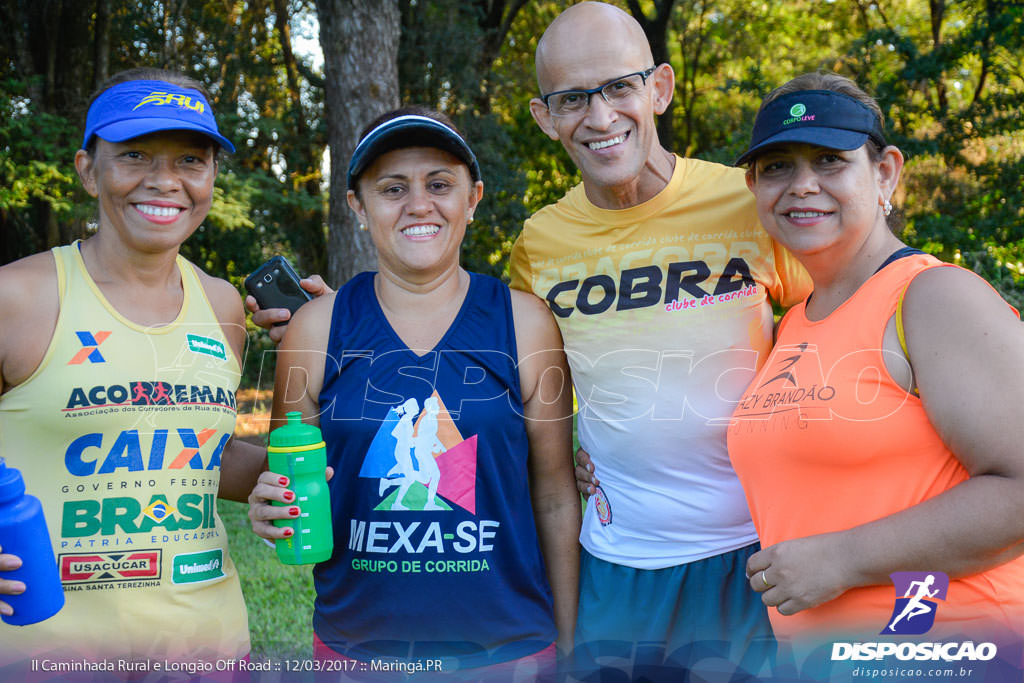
left=133, top=91, right=205, bottom=114
left=882, top=571, right=949, bottom=635
left=783, top=103, right=816, bottom=126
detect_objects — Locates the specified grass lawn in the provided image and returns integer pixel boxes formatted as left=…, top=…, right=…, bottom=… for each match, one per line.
left=220, top=498, right=317, bottom=660
left=227, top=388, right=316, bottom=660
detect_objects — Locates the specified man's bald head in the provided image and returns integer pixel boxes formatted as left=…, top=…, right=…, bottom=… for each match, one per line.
left=535, top=2, right=654, bottom=92
left=529, top=1, right=674, bottom=209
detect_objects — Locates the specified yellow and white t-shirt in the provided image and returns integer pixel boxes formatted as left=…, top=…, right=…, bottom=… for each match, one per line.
left=0, top=243, right=249, bottom=665
left=510, top=156, right=810, bottom=569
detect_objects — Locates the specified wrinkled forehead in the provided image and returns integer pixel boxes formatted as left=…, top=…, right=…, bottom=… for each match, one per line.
left=537, top=54, right=651, bottom=94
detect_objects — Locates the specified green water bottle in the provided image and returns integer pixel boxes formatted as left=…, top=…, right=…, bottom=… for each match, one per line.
left=267, top=412, right=333, bottom=564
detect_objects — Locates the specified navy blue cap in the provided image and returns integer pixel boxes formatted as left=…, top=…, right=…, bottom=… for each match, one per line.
left=736, top=90, right=886, bottom=166
left=347, top=114, right=481, bottom=191
left=82, top=80, right=235, bottom=153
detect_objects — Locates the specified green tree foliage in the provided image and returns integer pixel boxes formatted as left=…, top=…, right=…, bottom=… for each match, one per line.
left=852, top=0, right=1024, bottom=309
left=500, top=2, right=582, bottom=224
left=0, top=0, right=326, bottom=294
left=0, top=81, right=85, bottom=263
left=2, top=0, right=1021, bottom=307
left=614, top=0, right=1024, bottom=308
left=397, top=0, right=535, bottom=279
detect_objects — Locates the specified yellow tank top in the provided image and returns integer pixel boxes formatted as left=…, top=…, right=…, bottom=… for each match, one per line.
left=0, top=243, right=249, bottom=665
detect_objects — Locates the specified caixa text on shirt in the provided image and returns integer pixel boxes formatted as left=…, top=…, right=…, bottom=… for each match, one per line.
left=545, top=258, right=756, bottom=318
left=63, top=381, right=237, bottom=411
left=64, top=428, right=231, bottom=475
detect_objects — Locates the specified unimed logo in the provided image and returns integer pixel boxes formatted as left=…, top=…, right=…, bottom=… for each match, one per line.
left=172, top=549, right=224, bottom=584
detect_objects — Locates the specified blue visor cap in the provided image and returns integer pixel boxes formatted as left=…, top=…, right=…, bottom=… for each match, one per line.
left=347, top=115, right=481, bottom=191
left=82, top=80, right=235, bottom=153
left=735, top=90, right=886, bottom=166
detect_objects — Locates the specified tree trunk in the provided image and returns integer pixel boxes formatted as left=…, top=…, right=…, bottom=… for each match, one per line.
left=92, top=0, right=110, bottom=89
left=274, top=0, right=327, bottom=279
left=316, top=0, right=401, bottom=287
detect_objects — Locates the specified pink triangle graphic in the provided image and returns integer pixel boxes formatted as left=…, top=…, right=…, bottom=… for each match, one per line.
left=435, top=435, right=477, bottom=515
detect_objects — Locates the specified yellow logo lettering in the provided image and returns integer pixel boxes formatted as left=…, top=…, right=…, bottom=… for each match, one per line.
left=132, top=91, right=205, bottom=114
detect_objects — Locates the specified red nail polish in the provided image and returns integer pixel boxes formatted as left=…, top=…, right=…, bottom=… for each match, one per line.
left=283, top=528, right=293, bottom=537
left=289, top=507, right=300, bottom=516
left=279, top=476, right=289, bottom=486
left=284, top=491, right=294, bottom=502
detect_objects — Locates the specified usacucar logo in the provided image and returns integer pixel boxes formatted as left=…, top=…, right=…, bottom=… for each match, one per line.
left=59, top=550, right=161, bottom=583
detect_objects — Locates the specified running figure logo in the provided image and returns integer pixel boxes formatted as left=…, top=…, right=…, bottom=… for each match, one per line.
left=380, top=397, right=444, bottom=510
left=882, top=571, right=949, bottom=635
left=359, top=391, right=478, bottom=514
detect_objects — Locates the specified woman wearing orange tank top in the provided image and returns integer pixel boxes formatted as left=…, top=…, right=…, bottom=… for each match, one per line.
left=728, top=73, right=1024, bottom=672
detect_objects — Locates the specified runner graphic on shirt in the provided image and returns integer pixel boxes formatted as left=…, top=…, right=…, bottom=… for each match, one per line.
left=360, top=391, right=478, bottom=514
left=410, top=396, right=444, bottom=510
left=380, top=397, right=419, bottom=510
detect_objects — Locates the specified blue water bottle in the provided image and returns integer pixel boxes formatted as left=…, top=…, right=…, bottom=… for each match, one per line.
left=0, top=457, right=65, bottom=625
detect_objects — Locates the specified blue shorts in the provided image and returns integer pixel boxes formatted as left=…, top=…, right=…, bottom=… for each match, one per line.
left=570, top=542, right=775, bottom=680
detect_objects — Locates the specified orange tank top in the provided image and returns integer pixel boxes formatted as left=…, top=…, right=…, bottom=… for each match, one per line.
left=728, top=253, right=1024, bottom=641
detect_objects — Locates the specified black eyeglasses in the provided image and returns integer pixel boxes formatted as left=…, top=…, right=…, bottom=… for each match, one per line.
left=541, top=67, right=657, bottom=118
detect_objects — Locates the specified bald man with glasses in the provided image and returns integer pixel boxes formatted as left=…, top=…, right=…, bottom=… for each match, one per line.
left=509, top=2, right=810, bottom=677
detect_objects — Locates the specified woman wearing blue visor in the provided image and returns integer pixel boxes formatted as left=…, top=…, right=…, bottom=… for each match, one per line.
left=728, top=72, right=1024, bottom=670
left=247, top=107, right=580, bottom=679
left=0, top=68, right=264, bottom=673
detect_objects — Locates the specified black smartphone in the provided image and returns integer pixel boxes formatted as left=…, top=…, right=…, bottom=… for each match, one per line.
left=244, top=256, right=313, bottom=324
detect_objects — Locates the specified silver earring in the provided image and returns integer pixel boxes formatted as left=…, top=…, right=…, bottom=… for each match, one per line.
left=883, top=199, right=893, bottom=217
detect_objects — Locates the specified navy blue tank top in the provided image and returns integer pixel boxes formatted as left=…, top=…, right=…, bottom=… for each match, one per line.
left=313, top=271, right=556, bottom=667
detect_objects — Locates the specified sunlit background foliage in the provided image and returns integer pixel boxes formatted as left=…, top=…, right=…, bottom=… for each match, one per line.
left=2, top=0, right=1022, bottom=307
